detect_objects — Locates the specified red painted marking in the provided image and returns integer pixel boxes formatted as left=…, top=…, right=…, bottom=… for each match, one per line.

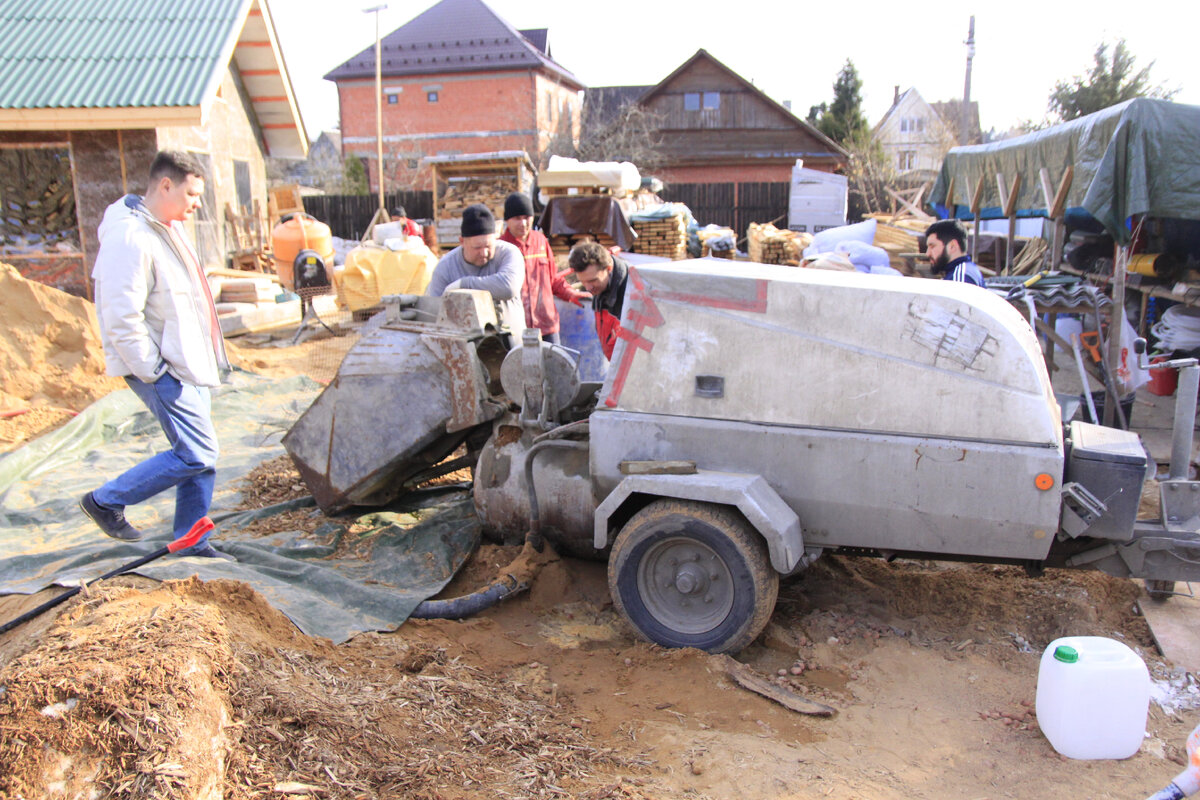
left=240, top=69, right=280, bottom=76
left=654, top=279, right=769, bottom=313
left=251, top=96, right=288, bottom=103
left=601, top=271, right=771, bottom=408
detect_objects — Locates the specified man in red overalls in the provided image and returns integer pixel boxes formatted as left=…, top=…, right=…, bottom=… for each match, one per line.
left=568, top=241, right=630, bottom=360
left=498, top=192, right=588, bottom=345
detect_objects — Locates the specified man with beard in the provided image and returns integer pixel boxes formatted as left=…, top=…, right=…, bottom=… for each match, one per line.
left=924, top=219, right=985, bottom=287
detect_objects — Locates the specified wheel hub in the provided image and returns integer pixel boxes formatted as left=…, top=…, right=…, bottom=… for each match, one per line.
left=637, top=537, right=735, bottom=634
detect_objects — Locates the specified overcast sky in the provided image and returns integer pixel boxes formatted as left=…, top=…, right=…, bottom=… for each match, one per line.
left=271, top=0, right=1198, bottom=140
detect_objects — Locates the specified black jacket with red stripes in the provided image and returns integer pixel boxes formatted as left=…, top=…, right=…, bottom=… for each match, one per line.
left=592, top=256, right=629, bottom=360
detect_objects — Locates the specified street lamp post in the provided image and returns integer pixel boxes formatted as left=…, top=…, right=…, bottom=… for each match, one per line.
left=364, top=5, right=387, bottom=217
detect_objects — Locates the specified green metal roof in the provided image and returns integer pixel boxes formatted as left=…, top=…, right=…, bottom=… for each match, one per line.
left=0, top=0, right=249, bottom=109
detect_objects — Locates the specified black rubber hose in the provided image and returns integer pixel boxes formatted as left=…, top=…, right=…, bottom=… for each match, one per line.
left=409, top=574, right=523, bottom=619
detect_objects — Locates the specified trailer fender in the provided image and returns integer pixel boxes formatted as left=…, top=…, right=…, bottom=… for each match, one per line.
left=594, top=471, right=804, bottom=573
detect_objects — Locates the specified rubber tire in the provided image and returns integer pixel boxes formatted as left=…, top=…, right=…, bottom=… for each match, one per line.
left=1146, top=579, right=1176, bottom=601
left=608, top=499, right=778, bottom=654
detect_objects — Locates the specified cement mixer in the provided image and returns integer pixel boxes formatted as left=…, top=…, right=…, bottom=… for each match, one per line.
left=284, top=259, right=1200, bottom=653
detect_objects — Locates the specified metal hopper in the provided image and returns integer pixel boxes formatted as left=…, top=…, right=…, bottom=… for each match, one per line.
left=283, top=291, right=510, bottom=514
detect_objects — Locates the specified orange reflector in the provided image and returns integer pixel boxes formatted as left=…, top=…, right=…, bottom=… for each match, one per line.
left=1035, top=473, right=1054, bottom=491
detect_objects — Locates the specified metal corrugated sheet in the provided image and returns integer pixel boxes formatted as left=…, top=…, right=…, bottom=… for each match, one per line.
left=0, top=0, right=241, bottom=109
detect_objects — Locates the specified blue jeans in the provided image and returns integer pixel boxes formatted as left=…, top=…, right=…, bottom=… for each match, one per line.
left=93, top=374, right=217, bottom=551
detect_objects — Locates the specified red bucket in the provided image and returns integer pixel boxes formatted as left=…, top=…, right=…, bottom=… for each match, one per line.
left=1148, top=357, right=1179, bottom=397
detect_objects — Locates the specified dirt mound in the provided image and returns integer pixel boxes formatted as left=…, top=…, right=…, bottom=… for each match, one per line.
left=0, top=263, right=123, bottom=412
left=0, top=578, right=649, bottom=800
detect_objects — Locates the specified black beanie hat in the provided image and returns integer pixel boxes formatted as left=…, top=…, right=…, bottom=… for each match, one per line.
left=503, top=192, right=535, bottom=220
left=460, top=204, right=496, bottom=237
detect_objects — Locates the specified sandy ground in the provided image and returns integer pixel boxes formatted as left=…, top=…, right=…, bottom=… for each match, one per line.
left=3, top=332, right=1200, bottom=799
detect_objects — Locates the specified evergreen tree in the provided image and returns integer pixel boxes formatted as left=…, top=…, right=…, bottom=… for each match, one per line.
left=1048, top=39, right=1177, bottom=121
left=342, top=155, right=369, bottom=194
left=809, top=60, right=869, bottom=144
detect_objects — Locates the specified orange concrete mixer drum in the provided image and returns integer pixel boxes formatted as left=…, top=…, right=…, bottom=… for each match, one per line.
left=272, top=212, right=333, bottom=291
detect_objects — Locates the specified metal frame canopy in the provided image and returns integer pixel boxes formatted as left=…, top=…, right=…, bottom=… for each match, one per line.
left=930, top=98, right=1200, bottom=245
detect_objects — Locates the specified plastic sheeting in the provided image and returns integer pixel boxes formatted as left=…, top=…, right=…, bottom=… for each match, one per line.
left=0, top=371, right=479, bottom=644
left=538, top=195, right=637, bottom=251
left=930, top=98, right=1200, bottom=244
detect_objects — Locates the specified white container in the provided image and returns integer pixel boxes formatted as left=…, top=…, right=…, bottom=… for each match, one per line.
left=1036, top=636, right=1150, bottom=760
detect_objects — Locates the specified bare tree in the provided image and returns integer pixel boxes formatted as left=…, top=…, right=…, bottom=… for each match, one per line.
left=549, top=102, right=668, bottom=172
left=843, top=130, right=898, bottom=219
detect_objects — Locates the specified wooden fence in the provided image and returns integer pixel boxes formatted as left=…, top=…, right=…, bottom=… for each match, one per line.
left=659, top=182, right=790, bottom=243
left=303, top=181, right=789, bottom=245
left=302, top=191, right=432, bottom=240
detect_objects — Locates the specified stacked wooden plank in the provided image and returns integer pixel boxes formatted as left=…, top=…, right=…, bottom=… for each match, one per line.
left=747, top=223, right=810, bottom=266
left=866, top=214, right=926, bottom=275
left=631, top=212, right=688, bottom=260
left=548, top=233, right=619, bottom=253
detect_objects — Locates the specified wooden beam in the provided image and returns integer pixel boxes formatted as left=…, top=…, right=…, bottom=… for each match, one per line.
left=1000, top=173, right=1022, bottom=274
left=969, top=174, right=986, bottom=261
left=1039, top=167, right=1055, bottom=210
left=1050, top=166, right=1074, bottom=219
left=885, top=187, right=933, bottom=220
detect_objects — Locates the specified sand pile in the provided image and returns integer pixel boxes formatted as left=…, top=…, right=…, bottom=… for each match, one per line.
left=0, top=262, right=123, bottom=412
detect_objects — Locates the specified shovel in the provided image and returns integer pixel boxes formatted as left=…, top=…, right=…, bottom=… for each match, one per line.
left=0, top=516, right=215, bottom=636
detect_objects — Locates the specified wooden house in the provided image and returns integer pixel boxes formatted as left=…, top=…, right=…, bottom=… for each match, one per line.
left=873, top=87, right=980, bottom=183
left=588, top=50, right=847, bottom=184
left=0, top=0, right=307, bottom=296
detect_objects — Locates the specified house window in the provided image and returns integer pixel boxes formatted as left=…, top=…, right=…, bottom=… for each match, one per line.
left=703, top=92, right=720, bottom=110
left=684, top=92, right=700, bottom=111
left=898, top=151, right=917, bottom=170
left=427, top=91, right=438, bottom=103
left=387, top=93, right=398, bottom=105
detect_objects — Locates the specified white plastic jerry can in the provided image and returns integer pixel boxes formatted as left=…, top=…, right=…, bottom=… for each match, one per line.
left=1036, top=636, right=1150, bottom=760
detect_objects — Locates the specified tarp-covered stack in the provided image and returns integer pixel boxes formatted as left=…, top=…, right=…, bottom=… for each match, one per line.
left=747, top=223, right=810, bottom=266
left=698, top=226, right=736, bottom=259
left=631, top=207, right=689, bottom=260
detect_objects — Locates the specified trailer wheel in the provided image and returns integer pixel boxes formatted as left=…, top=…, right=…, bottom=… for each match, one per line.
left=1146, top=580, right=1176, bottom=601
left=608, top=499, right=778, bottom=654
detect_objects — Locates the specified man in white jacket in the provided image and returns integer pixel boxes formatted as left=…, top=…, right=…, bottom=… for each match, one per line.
left=80, top=151, right=233, bottom=560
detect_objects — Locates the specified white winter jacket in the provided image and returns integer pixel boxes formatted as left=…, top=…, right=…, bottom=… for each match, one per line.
left=92, top=195, right=229, bottom=387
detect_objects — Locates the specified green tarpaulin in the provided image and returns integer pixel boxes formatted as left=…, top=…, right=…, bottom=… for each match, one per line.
left=930, top=98, right=1200, bottom=244
left=0, top=371, right=479, bottom=644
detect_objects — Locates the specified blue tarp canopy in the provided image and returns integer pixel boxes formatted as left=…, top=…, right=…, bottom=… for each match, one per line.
left=930, top=98, right=1200, bottom=245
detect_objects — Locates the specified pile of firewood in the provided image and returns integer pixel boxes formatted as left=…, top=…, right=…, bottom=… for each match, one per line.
left=439, top=178, right=519, bottom=219
left=631, top=213, right=688, bottom=260
left=747, top=223, right=810, bottom=266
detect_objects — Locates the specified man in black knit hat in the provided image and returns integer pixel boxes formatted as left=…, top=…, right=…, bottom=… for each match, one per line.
left=426, top=203, right=525, bottom=333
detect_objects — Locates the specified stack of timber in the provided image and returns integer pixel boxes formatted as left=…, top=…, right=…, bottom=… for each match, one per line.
left=548, top=233, right=619, bottom=253
left=631, top=212, right=688, bottom=260
left=747, top=223, right=810, bottom=266
left=866, top=214, right=927, bottom=275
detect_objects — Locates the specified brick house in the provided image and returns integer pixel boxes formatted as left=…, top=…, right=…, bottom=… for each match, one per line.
left=325, top=0, right=583, bottom=192
left=586, top=50, right=847, bottom=184
left=0, top=0, right=306, bottom=296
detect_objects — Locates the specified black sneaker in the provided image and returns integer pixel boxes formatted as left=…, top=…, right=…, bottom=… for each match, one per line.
left=80, top=492, right=143, bottom=541
left=187, top=544, right=237, bottom=562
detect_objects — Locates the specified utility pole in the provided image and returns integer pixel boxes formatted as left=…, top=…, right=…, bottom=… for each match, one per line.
left=364, top=4, right=388, bottom=216
left=960, top=16, right=975, bottom=146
